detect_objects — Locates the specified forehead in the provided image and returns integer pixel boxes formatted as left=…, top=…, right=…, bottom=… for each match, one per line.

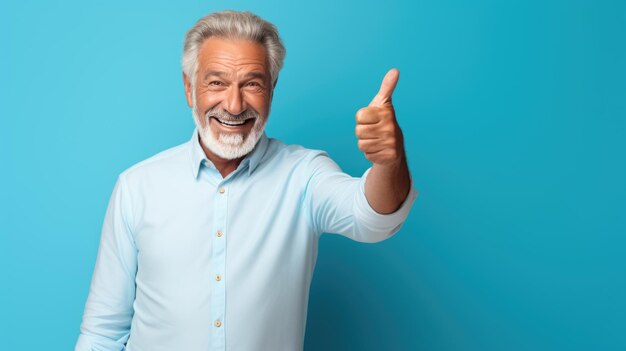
left=197, top=37, right=269, bottom=75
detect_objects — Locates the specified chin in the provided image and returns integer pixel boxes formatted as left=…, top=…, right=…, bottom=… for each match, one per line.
left=193, top=109, right=266, bottom=160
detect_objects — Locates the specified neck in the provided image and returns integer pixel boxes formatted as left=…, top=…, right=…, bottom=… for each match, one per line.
left=199, top=137, right=245, bottom=178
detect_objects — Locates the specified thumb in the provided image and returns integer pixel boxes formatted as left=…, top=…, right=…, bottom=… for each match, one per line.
left=369, top=68, right=399, bottom=107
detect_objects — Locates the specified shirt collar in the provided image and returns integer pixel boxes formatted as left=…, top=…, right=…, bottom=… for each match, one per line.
left=189, top=127, right=269, bottom=179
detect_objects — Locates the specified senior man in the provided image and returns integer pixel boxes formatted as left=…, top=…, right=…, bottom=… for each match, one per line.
left=76, top=10, right=418, bottom=351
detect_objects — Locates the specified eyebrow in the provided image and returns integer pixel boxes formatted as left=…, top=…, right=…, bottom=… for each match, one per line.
left=203, top=70, right=267, bottom=81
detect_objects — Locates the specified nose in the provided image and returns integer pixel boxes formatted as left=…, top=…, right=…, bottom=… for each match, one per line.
left=223, top=85, right=247, bottom=116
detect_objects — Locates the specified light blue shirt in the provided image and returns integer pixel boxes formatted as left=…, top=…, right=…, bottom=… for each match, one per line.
left=76, top=128, right=418, bottom=351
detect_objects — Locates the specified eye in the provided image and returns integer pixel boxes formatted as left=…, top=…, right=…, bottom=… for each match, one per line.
left=245, top=82, right=259, bottom=87
left=209, top=81, right=224, bottom=86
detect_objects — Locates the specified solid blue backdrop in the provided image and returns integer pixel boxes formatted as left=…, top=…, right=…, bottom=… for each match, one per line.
left=1, top=1, right=624, bottom=350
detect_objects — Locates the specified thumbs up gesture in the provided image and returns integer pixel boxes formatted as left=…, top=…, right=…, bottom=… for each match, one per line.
left=355, top=68, right=405, bottom=166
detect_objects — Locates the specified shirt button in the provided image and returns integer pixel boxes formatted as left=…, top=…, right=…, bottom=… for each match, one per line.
left=215, top=274, right=222, bottom=281
left=216, top=230, right=223, bottom=237
left=218, top=187, right=225, bottom=194
left=214, top=320, right=222, bottom=328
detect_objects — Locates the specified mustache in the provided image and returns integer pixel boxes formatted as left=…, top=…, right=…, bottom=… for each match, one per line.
left=204, top=107, right=259, bottom=122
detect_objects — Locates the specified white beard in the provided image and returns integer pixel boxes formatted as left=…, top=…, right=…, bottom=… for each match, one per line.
left=191, top=94, right=267, bottom=160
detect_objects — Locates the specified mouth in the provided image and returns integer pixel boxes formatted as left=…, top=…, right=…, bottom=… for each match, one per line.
left=211, top=117, right=255, bottom=128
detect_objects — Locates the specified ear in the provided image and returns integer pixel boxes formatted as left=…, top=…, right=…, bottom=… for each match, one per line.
left=183, top=73, right=193, bottom=108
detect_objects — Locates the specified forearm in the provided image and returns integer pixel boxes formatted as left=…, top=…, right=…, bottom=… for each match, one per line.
left=364, top=154, right=411, bottom=214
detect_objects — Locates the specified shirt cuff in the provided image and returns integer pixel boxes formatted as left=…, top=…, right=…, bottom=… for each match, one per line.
left=354, top=167, right=419, bottom=232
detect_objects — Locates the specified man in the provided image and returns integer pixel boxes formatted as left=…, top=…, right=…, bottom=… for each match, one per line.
left=76, top=10, right=417, bottom=351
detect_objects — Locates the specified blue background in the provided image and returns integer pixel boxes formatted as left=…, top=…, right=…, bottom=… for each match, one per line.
left=1, top=0, right=625, bottom=350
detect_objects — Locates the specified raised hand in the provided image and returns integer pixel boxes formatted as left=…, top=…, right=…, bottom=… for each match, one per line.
left=355, top=68, right=405, bottom=165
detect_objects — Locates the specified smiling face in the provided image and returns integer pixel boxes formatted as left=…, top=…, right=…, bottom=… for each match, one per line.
left=184, top=37, right=273, bottom=160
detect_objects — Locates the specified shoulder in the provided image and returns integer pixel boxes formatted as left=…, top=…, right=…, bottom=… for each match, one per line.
left=263, top=137, right=330, bottom=168
left=255, top=137, right=346, bottom=185
left=118, top=139, right=191, bottom=184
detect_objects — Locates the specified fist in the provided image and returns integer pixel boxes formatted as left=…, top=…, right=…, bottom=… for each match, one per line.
left=355, top=68, right=405, bottom=165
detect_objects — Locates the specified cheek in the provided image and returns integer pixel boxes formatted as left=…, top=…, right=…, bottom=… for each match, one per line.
left=195, top=91, right=223, bottom=111
left=247, top=95, right=271, bottom=116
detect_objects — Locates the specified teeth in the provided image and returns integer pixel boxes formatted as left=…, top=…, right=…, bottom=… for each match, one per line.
left=217, top=118, right=246, bottom=126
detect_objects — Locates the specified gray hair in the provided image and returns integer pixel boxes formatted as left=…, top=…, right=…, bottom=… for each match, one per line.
left=182, top=10, right=286, bottom=88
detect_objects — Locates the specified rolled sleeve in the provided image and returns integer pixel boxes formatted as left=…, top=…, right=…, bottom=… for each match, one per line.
left=353, top=167, right=419, bottom=241
left=305, top=152, right=417, bottom=243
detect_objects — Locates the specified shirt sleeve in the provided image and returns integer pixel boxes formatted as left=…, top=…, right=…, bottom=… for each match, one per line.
left=304, top=151, right=418, bottom=242
left=76, top=174, right=137, bottom=351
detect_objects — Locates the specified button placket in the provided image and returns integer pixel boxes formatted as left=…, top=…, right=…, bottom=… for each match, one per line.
left=210, top=183, right=228, bottom=349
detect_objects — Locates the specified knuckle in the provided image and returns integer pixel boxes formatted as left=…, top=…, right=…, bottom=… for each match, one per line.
left=356, top=107, right=368, bottom=122
left=355, top=125, right=364, bottom=138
